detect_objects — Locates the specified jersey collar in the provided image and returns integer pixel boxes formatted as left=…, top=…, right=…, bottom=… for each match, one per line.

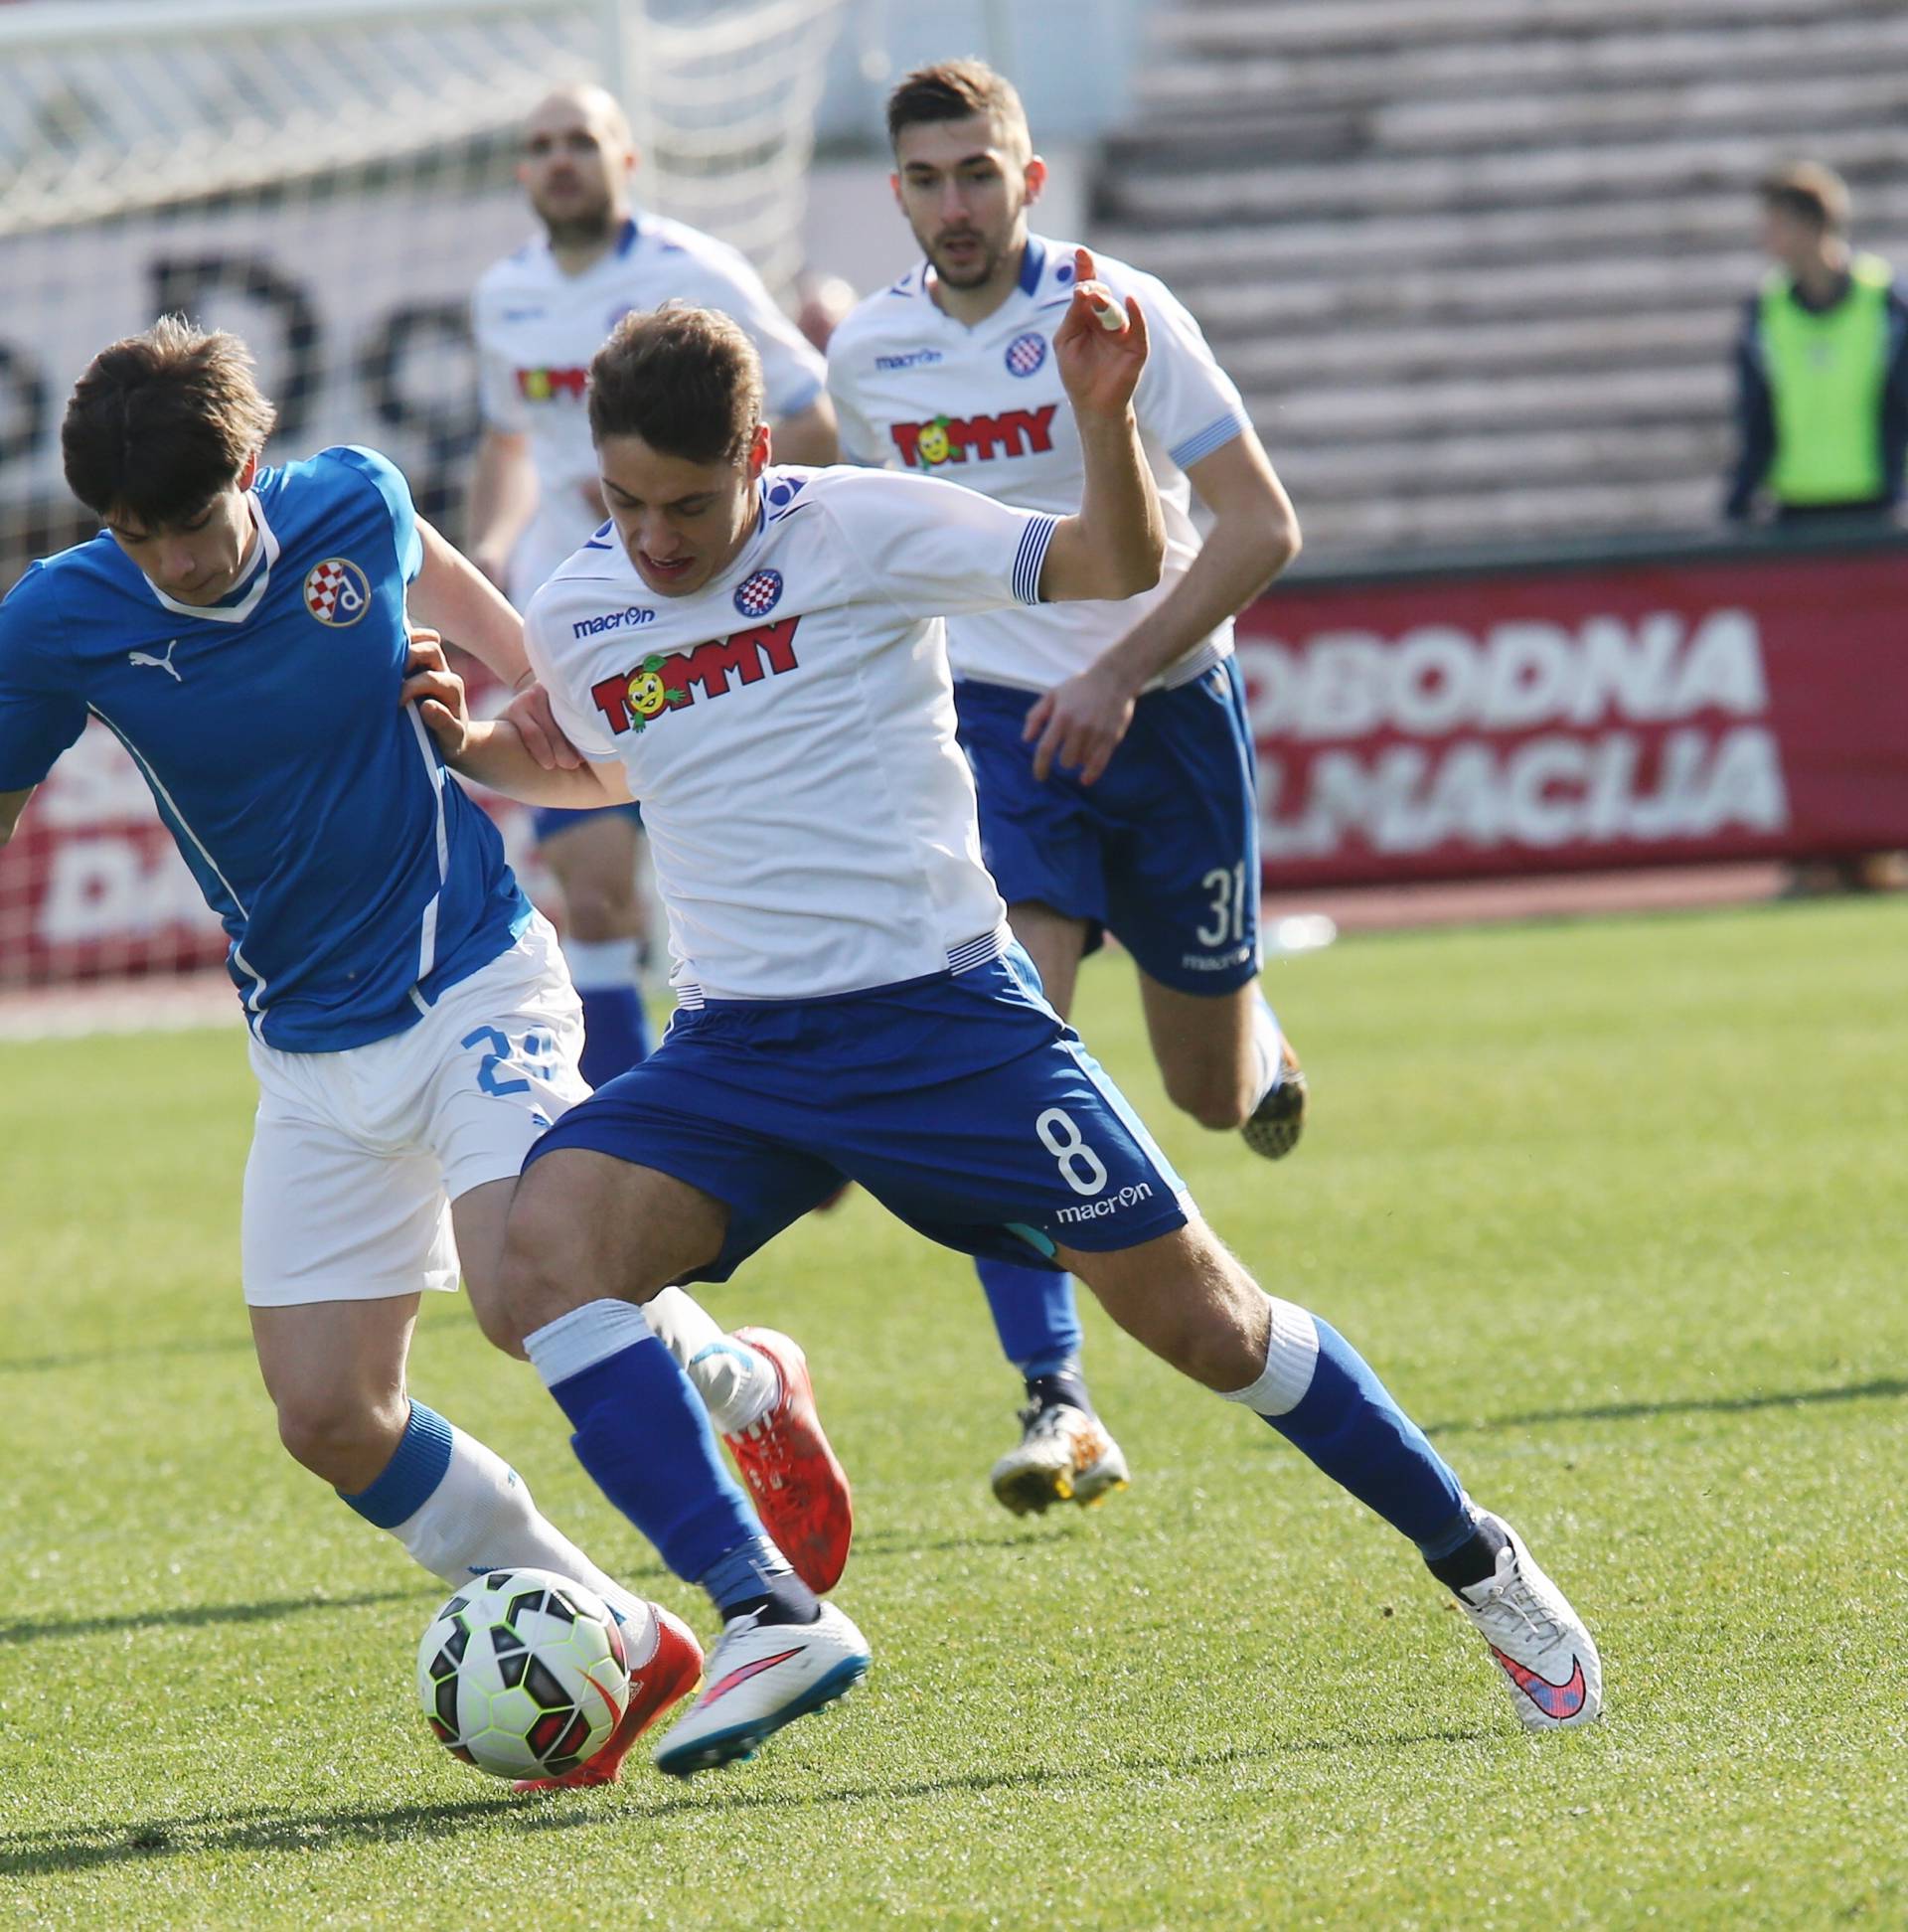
left=920, top=233, right=1054, bottom=327
left=141, top=494, right=279, bottom=626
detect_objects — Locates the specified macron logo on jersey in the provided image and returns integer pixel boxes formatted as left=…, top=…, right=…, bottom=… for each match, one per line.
left=517, top=366, right=588, bottom=402
left=588, top=617, right=802, bottom=735
left=875, top=348, right=945, bottom=371
left=889, top=404, right=1058, bottom=470
left=571, top=605, right=656, bottom=640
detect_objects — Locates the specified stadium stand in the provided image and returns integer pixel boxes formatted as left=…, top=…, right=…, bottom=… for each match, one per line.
left=1090, top=0, right=1908, bottom=558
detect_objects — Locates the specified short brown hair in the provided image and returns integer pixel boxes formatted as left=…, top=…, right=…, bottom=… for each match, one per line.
left=885, top=58, right=1031, bottom=157
left=62, top=316, right=277, bottom=526
left=1758, top=160, right=1850, bottom=235
left=587, top=304, right=763, bottom=464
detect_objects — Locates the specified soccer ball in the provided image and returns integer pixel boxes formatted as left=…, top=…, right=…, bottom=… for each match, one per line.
left=416, top=1567, right=631, bottom=1780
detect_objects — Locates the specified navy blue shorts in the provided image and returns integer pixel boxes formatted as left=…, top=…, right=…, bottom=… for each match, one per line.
left=955, top=658, right=1262, bottom=994
left=522, top=945, right=1192, bottom=1283
left=531, top=801, right=645, bottom=845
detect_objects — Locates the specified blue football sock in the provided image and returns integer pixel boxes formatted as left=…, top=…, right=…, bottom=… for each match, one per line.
left=976, top=1254, right=1084, bottom=1381
left=524, top=1301, right=762, bottom=1604
left=575, top=983, right=651, bottom=1088
left=1228, top=1304, right=1472, bottom=1555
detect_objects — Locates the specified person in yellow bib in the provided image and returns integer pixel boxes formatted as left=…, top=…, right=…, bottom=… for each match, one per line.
left=1725, top=161, right=1908, bottom=525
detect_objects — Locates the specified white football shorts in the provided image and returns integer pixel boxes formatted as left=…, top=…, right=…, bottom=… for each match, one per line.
left=240, top=913, right=589, bottom=1307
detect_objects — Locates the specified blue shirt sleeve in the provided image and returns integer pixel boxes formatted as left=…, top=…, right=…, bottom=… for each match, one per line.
left=0, top=564, right=89, bottom=791
left=327, top=445, right=425, bottom=582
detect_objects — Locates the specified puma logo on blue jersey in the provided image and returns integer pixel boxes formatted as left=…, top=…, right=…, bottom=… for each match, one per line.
left=127, top=640, right=182, bottom=682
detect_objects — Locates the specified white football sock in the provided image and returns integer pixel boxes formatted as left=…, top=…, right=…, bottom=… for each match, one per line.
left=1219, top=1297, right=1321, bottom=1417
left=391, top=1421, right=659, bottom=1660
left=1250, top=991, right=1285, bottom=1110
left=643, top=1285, right=779, bottom=1435
left=563, top=935, right=643, bottom=993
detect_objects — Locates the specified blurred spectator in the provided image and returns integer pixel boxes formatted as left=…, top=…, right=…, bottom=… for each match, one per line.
left=1725, top=161, right=1908, bottom=525
left=796, top=272, right=858, bottom=354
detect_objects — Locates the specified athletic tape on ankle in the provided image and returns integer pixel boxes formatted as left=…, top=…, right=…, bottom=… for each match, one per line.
left=524, top=1298, right=656, bottom=1389
left=1220, top=1298, right=1321, bottom=1417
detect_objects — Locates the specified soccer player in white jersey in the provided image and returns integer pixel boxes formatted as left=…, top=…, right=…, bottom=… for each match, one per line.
left=825, top=61, right=1308, bottom=1516
left=409, top=298, right=1602, bottom=1777
left=468, top=82, right=839, bottom=1092
left=0, top=319, right=852, bottom=1789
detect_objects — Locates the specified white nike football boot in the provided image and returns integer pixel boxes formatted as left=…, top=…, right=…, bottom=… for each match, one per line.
left=651, top=1600, right=870, bottom=1777
left=1455, top=1514, right=1603, bottom=1730
left=990, top=1403, right=1131, bottom=1516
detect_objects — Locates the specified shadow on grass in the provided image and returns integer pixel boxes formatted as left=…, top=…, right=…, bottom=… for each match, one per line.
left=0, top=1729, right=1492, bottom=1876
left=849, top=1525, right=1083, bottom=1559
left=1428, top=1375, right=1908, bottom=1437
left=0, top=1589, right=413, bottom=1648
left=0, top=1333, right=256, bottom=1377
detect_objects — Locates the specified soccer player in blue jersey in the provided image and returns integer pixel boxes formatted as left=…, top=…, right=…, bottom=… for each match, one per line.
left=0, top=318, right=848, bottom=1788
left=410, top=297, right=1603, bottom=1777
left=825, top=63, right=1308, bottom=1514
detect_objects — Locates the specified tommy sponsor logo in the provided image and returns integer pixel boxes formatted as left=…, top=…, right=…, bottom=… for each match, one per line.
left=1004, top=331, right=1048, bottom=377
left=304, top=558, right=371, bottom=626
left=889, top=403, right=1058, bottom=469
left=128, top=639, right=182, bottom=682
left=588, top=617, right=802, bottom=734
left=516, top=365, right=587, bottom=401
left=571, top=605, right=657, bottom=640
left=875, top=347, right=945, bottom=371
left=1055, top=1182, right=1155, bottom=1224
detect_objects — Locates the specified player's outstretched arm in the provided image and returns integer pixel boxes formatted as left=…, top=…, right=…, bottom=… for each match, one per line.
left=769, top=397, right=841, bottom=467
left=401, top=636, right=631, bottom=811
left=410, top=519, right=536, bottom=688
left=0, top=786, right=32, bottom=850
left=1034, top=247, right=1165, bottom=607
left=467, top=428, right=540, bottom=588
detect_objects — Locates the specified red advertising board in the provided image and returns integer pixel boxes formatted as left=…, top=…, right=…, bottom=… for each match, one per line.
left=1236, top=546, right=1908, bottom=886
left=3, top=543, right=1905, bottom=986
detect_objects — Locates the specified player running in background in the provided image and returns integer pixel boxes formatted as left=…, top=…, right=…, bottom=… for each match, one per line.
left=412, top=296, right=1602, bottom=1778
left=468, top=82, right=838, bottom=1091
left=826, top=62, right=1305, bottom=1517
left=0, top=319, right=849, bottom=1788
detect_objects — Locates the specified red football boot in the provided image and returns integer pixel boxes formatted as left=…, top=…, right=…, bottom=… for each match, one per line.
left=723, top=1327, right=855, bottom=1594
left=513, top=1602, right=704, bottom=1792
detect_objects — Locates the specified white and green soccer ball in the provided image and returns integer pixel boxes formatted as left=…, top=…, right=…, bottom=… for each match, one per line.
left=416, top=1567, right=631, bottom=1780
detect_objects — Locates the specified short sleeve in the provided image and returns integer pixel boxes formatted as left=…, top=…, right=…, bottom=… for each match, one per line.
left=521, top=593, right=623, bottom=764
left=690, top=253, right=828, bottom=421
left=824, top=353, right=887, bottom=468
left=330, top=445, right=424, bottom=583
left=0, top=565, right=89, bottom=791
left=1130, top=277, right=1252, bottom=474
left=816, top=470, right=1057, bottom=619
left=477, top=340, right=531, bottom=434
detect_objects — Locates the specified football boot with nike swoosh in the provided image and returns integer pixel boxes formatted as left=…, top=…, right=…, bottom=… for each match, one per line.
left=652, top=1600, right=870, bottom=1776
left=1456, top=1514, right=1603, bottom=1730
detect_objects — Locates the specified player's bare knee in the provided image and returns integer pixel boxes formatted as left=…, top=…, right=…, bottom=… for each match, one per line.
left=274, top=1390, right=406, bottom=1489
left=1164, top=1063, right=1255, bottom=1133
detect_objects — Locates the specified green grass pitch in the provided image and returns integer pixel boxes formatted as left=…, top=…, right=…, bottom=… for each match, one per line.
left=1, top=898, right=1902, bottom=1929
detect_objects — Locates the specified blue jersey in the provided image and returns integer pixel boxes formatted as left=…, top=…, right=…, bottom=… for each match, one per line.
left=0, top=446, right=531, bottom=1049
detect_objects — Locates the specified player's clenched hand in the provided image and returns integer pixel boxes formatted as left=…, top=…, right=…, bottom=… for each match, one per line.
left=400, top=630, right=474, bottom=759
left=1024, top=663, right=1139, bottom=785
left=502, top=683, right=582, bottom=771
left=1052, top=245, right=1148, bottom=422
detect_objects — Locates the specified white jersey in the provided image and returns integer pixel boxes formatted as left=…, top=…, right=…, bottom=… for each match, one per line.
left=524, top=465, right=1058, bottom=1004
left=474, top=213, right=828, bottom=599
left=826, top=234, right=1251, bottom=695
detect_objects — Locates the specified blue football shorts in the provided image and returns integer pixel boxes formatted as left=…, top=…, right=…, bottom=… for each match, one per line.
left=531, top=800, right=645, bottom=845
left=955, top=656, right=1262, bottom=994
left=521, top=944, right=1192, bottom=1282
